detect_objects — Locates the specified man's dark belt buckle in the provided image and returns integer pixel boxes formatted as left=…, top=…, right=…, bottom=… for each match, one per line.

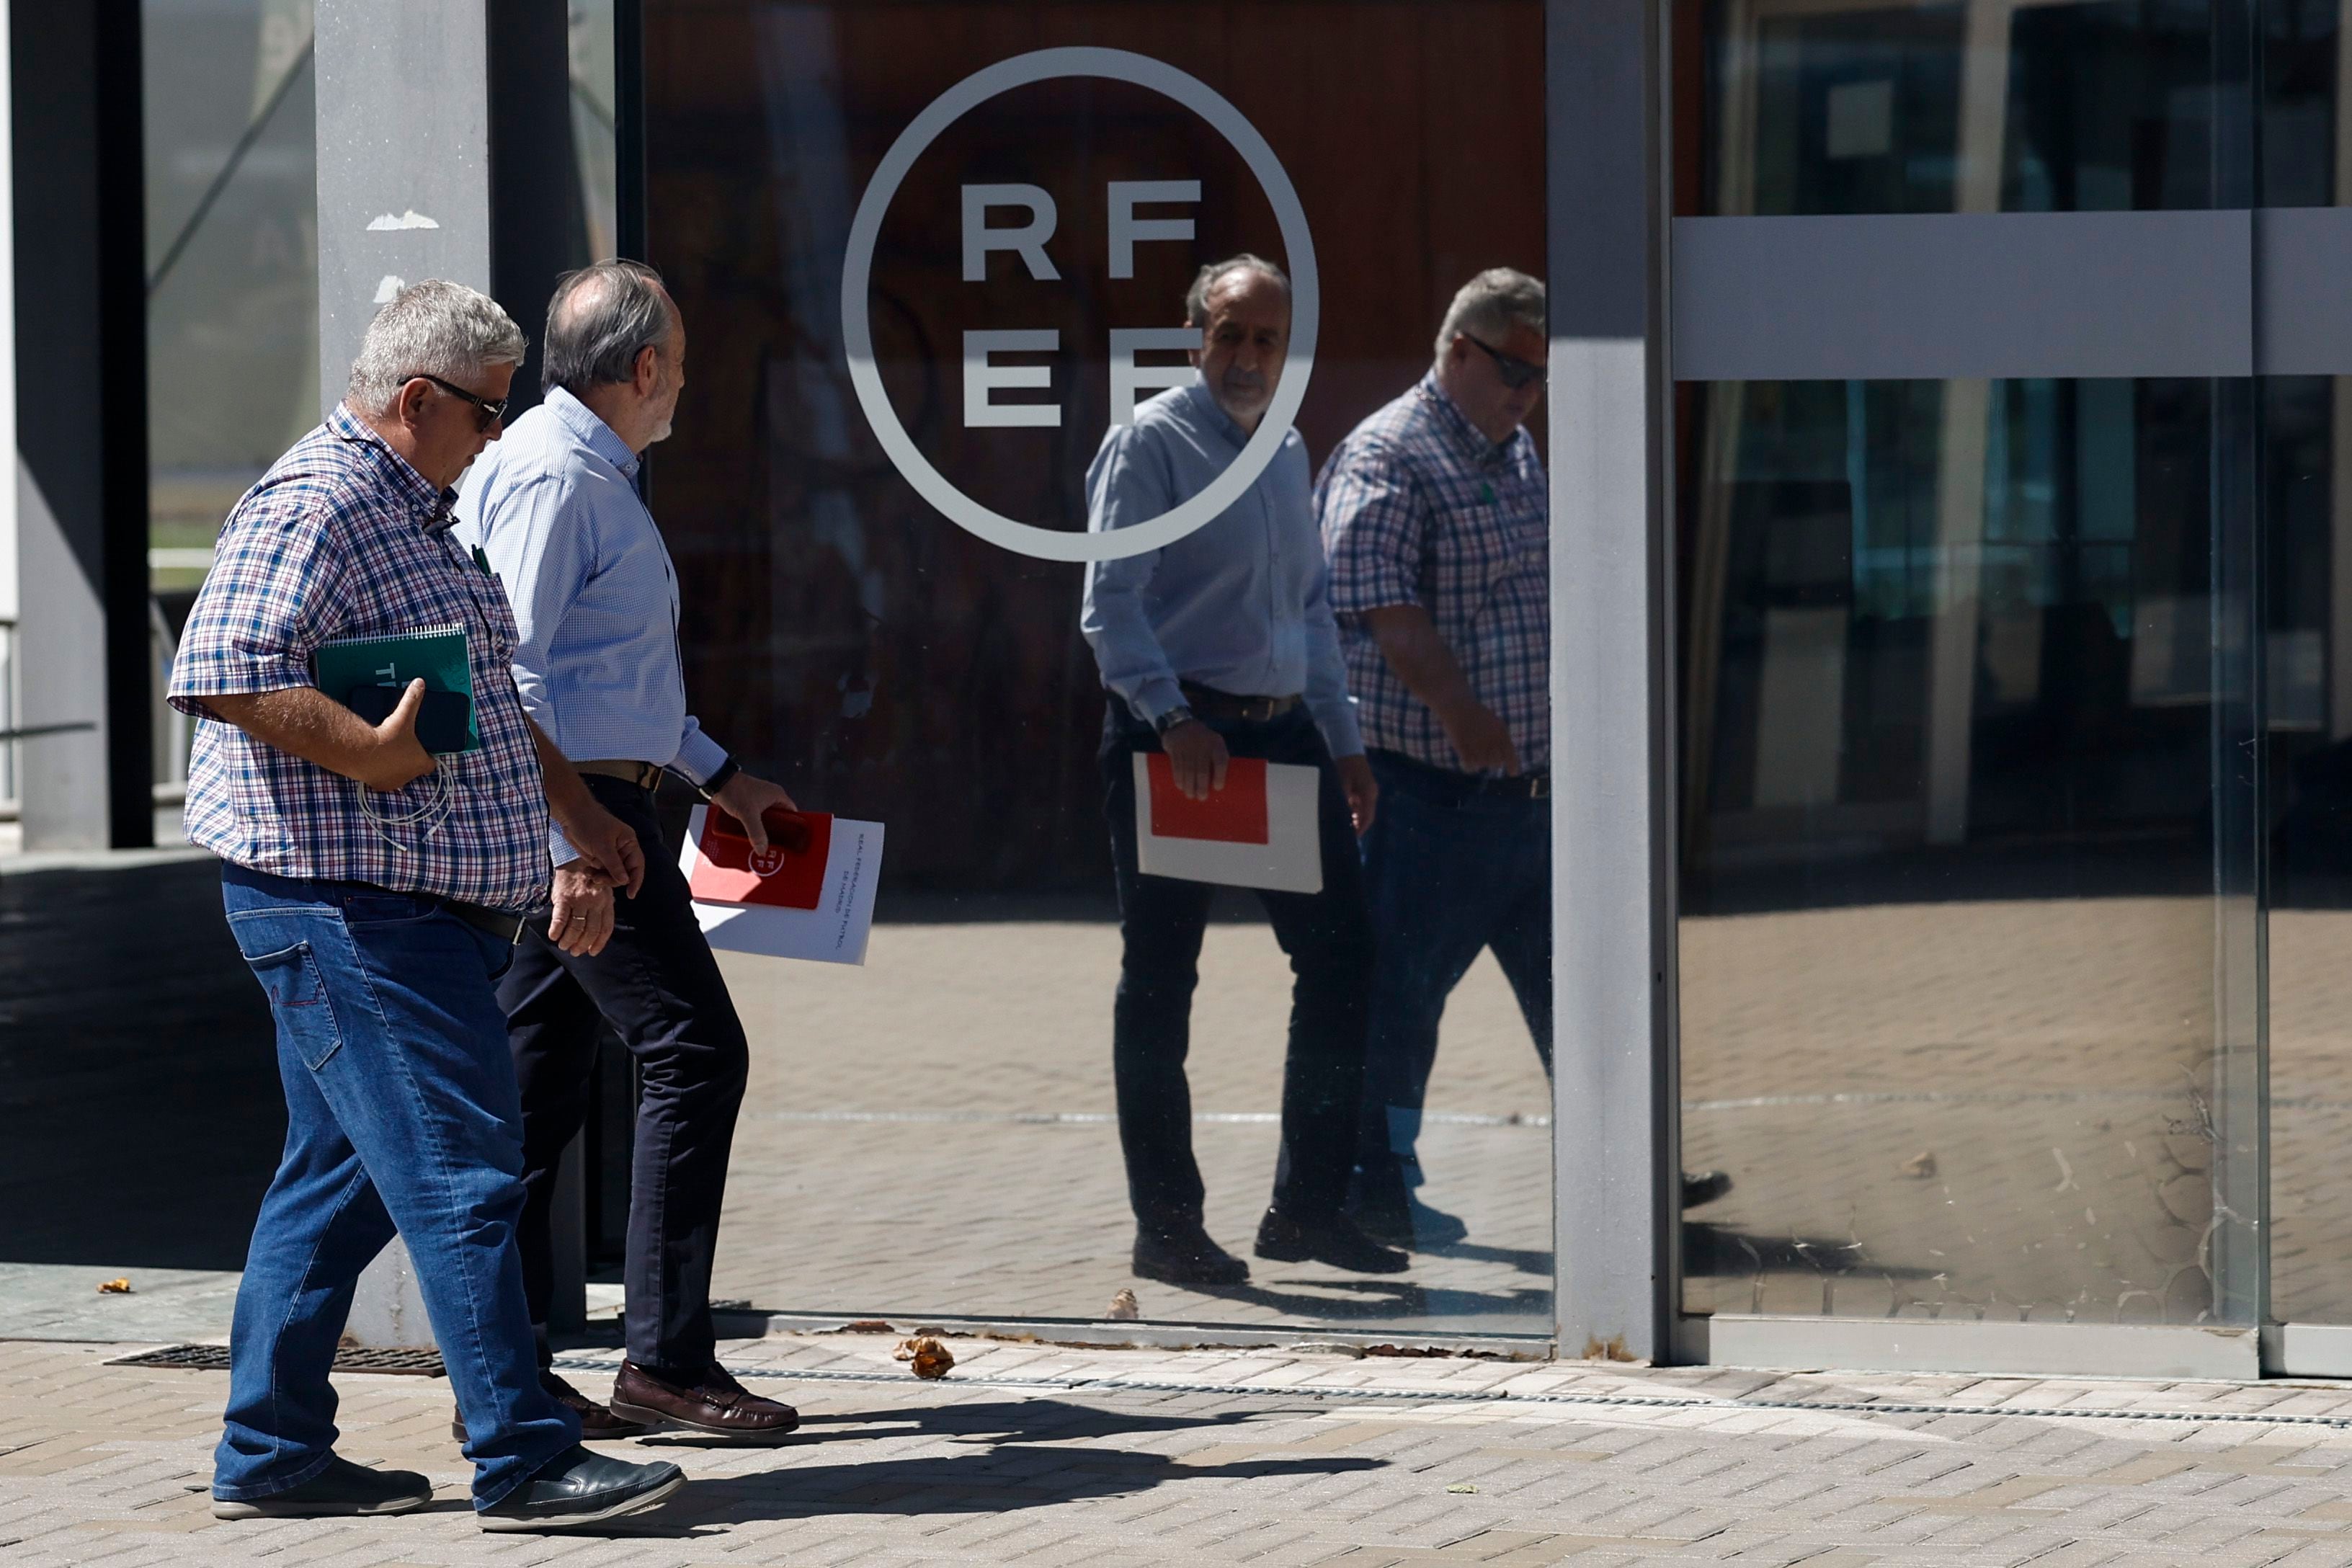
left=440, top=897, right=526, bottom=945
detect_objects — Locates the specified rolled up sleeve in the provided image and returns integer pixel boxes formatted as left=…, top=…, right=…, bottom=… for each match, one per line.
left=1316, top=438, right=1426, bottom=618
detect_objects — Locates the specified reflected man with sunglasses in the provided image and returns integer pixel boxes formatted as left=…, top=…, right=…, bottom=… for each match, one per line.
left=1314, top=268, right=1560, bottom=1250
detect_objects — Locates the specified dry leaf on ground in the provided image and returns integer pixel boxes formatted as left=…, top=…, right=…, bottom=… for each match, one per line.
left=894, top=1336, right=954, bottom=1378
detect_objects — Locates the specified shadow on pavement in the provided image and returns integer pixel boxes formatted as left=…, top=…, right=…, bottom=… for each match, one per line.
left=1684, top=1222, right=1941, bottom=1280
left=1182, top=1274, right=1553, bottom=1322
left=0, top=858, right=280, bottom=1269
left=590, top=1449, right=1384, bottom=1536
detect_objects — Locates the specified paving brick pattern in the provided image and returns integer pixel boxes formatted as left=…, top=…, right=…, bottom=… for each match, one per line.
left=16, top=1332, right=2352, bottom=1566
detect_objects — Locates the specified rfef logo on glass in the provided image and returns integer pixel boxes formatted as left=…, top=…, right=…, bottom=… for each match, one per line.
left=840, top=48, right=1318, bottom=564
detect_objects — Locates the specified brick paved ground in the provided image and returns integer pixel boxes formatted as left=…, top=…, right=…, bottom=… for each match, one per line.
left=17, top=1331, right=2352, bottom=1566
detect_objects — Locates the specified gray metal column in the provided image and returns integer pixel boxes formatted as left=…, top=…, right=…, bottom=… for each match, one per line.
left=11, top=0, right=151, bottom=850
left=1547, top=0, right=1678, bottom=1361
left=312, top=0, right=492, bottom=1348
left=313, top=1, right=491, bottom=421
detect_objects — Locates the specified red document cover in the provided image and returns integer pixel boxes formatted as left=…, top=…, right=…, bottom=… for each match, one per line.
left=688, top=806, right=832, bottom=909
left=1146, top=754, right=1270, bottom=844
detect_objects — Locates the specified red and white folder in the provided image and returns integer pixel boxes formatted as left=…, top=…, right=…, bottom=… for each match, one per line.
left=1132, top=754, right=1322, bottom=894
left=679, top=803, right=884, bottom=966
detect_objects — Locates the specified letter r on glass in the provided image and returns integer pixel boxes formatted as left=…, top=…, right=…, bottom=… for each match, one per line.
left=961, top=184, right=1060, bottom=281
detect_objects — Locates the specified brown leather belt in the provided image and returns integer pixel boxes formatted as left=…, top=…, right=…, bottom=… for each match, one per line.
left=1178, top=682, right=1301, bottom=724
left=576, top=758, right=664, bottom=791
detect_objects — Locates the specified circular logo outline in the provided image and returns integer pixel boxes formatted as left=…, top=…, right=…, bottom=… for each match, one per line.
left=840, top=47, right=1319, bottom=564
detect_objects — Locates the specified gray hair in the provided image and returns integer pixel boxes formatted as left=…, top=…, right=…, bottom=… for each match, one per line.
left=345, top=280, right=527, bottom=414
left=543, top=259, right=673, bottom=395
left=1435, top=267, right=1546, bottom=362
left=1184, top=254, right=1290, bottom=326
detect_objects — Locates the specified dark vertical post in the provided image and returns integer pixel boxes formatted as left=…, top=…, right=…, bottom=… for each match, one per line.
left=486, top=0, right=589, bottom=423
left=12, top=0, right=151, bottom=849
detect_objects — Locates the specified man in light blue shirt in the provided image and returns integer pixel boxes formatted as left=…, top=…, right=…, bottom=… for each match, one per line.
left=455, top=261, right=801, bottom=1441
left=1082, top=254, right=1404, bottom=1287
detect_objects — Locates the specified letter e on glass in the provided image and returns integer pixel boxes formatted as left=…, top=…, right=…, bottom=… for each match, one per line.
left=964, top=329, right=1060, bottom=427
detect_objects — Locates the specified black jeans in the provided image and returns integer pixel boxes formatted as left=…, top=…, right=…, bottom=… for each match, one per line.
left=499, top=774, right=749, bottom=1377
left=1099, top=699, right=1375, bottom=1234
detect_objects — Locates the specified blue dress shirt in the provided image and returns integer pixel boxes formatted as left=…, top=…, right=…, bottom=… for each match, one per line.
left=1080, top=382, right=1363, bottom=757
left=455, top=387, right=729, bottom=860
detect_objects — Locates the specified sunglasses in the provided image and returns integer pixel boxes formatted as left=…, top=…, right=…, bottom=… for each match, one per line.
left=407, top=373, right=509, bottom=431
left=1461, top=334, right=1546, bottom=391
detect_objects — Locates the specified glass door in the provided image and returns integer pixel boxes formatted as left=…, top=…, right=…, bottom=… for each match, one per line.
left=1668, top=0, right=2270, bottom=1371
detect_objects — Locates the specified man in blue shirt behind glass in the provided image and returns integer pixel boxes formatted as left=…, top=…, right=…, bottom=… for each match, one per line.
left=455, top=261, right=801, bottom=1440
left=1083, top=254, right=1407, bottom=1286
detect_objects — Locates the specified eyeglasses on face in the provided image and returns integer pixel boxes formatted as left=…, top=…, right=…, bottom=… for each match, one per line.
left=405, top=373, right=509, bottom=430
left=1461, top=334, right=1546, bottom=391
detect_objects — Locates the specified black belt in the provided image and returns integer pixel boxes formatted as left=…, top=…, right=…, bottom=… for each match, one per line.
left=1371, top=748, right=1550, bottom=801
left=436, top=896, right=528, bottom=944
left=1178, top=682, right=1302, bottom=724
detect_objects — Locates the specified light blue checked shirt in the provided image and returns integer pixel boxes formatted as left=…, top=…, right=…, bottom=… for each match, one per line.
left=1081, top=382, right=1363, bottom=757
left=1317, top=374, right=1550, bottom=772
left=455, top=388, right=729, bottom=861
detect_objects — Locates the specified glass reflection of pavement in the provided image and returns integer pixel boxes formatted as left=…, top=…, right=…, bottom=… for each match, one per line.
left=1680, top=896, right=2233, bottom=1324
left=711, top=919, right=1556, bottom=1337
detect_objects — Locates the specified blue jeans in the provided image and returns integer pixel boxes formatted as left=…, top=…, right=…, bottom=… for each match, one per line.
left=213, top=865, right=578, bottom=1510
left=1356, top=751, right=1552, bottom=1191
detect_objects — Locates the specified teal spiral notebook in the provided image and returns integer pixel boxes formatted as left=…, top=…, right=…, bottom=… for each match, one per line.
left=311, top=623, right=478, bottom=754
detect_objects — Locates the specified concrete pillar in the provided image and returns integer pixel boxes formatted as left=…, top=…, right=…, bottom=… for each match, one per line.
left=1548, top=0, right=1678, bottom=1363
left=11, top=0, right=151, bottom=849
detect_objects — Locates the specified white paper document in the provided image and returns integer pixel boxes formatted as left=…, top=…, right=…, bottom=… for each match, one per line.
left=1132, top=753, right=1322, bottom=894
left=679, top=804, right=885, bottom=966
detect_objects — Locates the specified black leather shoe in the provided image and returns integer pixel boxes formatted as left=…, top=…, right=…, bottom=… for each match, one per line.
left=1681, top=1169, right=1734, bottom=1209
left=453, top=1369, right=654, bottom=1443
left=1348, top=1162, right=1469, bottom=1250
left=1351, top=1189, right=1470, bottom=1250
left=1254, top=1208, right=1410, bottom=1273
left=212, top=1454, right=432, bottom=1518
left=1132, top=1226, right=1250, bottom=1286
left=478, top=1443, right=685, bottom=1532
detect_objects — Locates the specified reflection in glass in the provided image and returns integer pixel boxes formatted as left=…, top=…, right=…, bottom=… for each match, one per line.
left=1675, top=377, right=2235, bottom=1323
left=1678, top=0, right=2217, bottom=218
left=646, top=1, right=1551, bottom=1335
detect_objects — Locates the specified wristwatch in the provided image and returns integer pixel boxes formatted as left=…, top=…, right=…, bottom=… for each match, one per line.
left=1154, top=705, right=1198, bottom=736
left=697, top=757, right=741, bottom=801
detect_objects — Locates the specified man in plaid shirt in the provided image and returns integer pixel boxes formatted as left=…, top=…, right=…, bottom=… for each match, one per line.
left=169, top=282, right=685, bottom=1532
left=1314, top=269, right=1555, bottom=1250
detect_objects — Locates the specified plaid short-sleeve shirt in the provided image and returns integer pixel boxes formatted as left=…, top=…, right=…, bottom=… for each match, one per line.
left=1314, top=375, right=1549, bottom=772
left=169, top=406, right=553, bottom=910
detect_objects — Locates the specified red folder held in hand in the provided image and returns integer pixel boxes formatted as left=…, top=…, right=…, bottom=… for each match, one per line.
left=1146, top=754, right=1270, bottom=844
left=688, top=806, right=832, bottom=910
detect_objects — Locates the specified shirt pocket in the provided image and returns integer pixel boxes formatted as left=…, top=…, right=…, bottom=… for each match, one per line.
left=239, top=940, right=346, bottom=1072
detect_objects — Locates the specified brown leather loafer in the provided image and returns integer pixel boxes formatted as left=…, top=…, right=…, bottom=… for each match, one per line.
left=451, top=1369, right=654, bottom=1443
left=606, top=1359, right=800, bottom=1439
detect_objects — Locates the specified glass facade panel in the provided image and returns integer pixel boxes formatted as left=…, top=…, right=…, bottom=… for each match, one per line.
left=645, top=1, right=1552, bottom=1334
left=1675, top=376, right=2233, bottom=1323
left=1676, top=0, right=2218, bottom=217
